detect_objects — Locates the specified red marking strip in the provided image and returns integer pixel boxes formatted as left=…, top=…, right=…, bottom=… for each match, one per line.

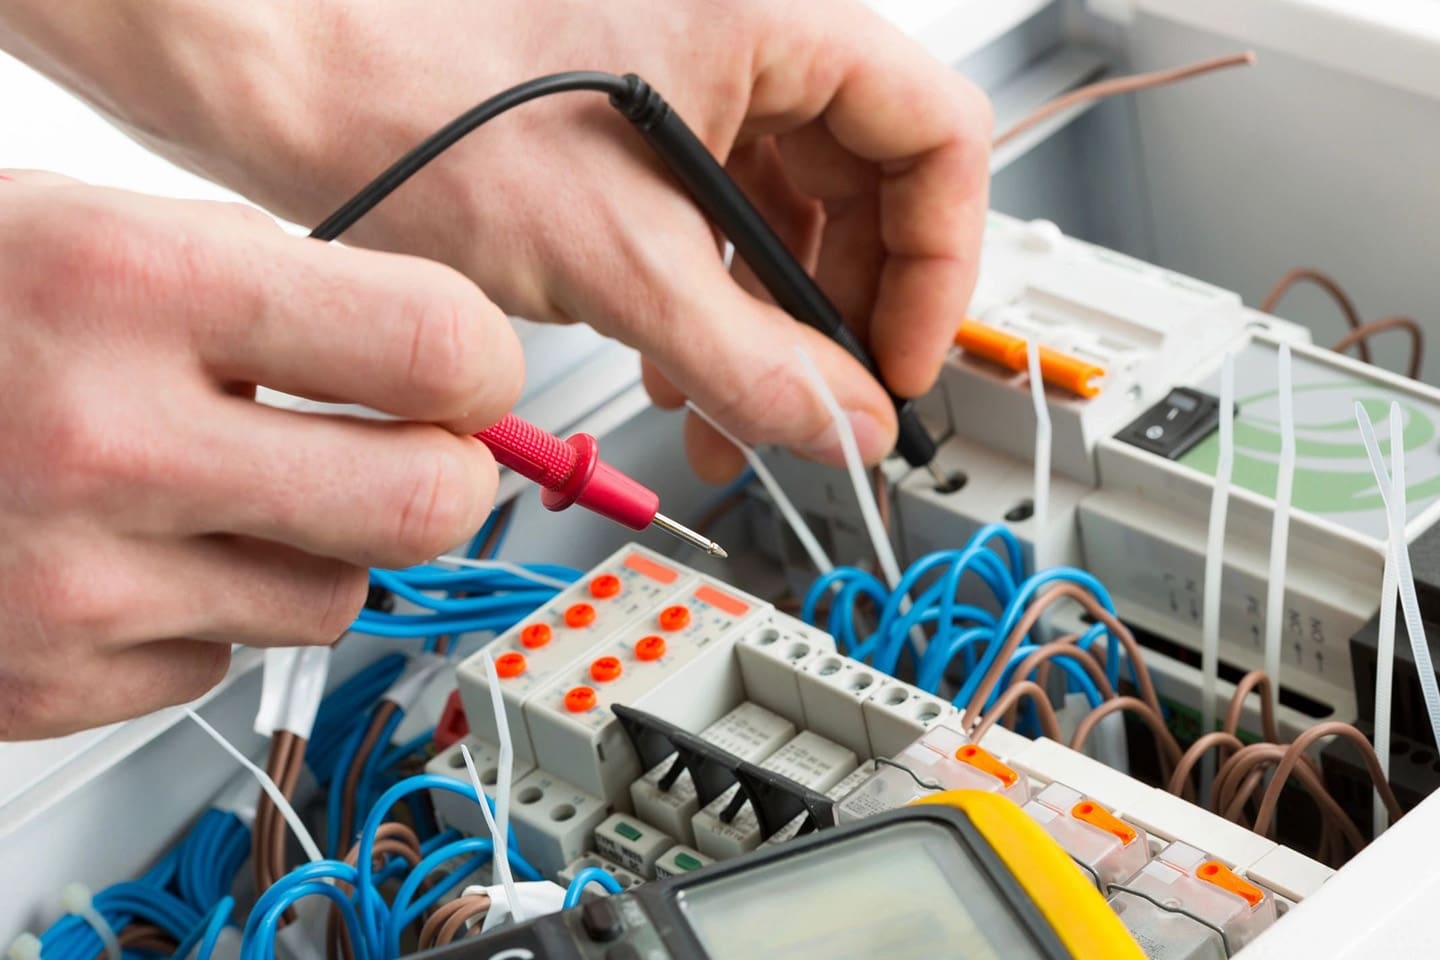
left=623, top=553, right=678, bottom=584
left=695, top=585, right=749, bottom=617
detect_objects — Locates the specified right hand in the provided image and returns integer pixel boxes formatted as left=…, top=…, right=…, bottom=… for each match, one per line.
left=0, top=171, right=523, bottom=739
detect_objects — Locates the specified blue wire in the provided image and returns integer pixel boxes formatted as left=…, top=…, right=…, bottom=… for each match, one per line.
left=247, top=881, right=366, bottom=960
left=357, top=708, right=407, bottom=818
left=195, top=897, right=234, bottom=960
left=563, top=867, right=623, bottom=908
left=327, top=722, right=368, bottom=856
left=379, top=728, right=436, bottom=772
left=383, top=838, right=496, bottom=956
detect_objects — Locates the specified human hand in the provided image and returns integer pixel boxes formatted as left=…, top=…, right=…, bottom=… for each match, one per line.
left=0, top=172, right=521, bottom=738
left=34, top=0, right=989, bottom=481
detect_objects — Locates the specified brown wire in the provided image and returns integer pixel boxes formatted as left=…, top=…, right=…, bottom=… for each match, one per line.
left=253, top=731, right=296, bottom=896
left=969, top=680, right=1062, bottom=742
left=1253, top=722, right=1405, bottom=839
left=962, top=582, right=1161, bottom=726
left=1224, top=670, right=1280, bottom=742
left=91, top=925, right=177, bottom=960
left=1333, top=316, right=1424, bottom=379
left=327, top=823, right=427, bottom=960
left=1169, top=731, right=1244, bottom=804
left=994, top=52, right=1256, bottom=148
left=338, top=702, right=400, bottom=856
left=1010, top=639, right=1116, bottom=704
left=1261, top=268, right=1369, bottom=361
left=1070, top=696, right=1184, bottom=778
left=435, top=895, right=494, bottom=946
left=1214, top=743, right=1363, bottom=858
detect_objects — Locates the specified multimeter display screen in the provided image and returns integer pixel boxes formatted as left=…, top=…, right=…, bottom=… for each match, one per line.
left=676, top=822, right=1048, bottom=959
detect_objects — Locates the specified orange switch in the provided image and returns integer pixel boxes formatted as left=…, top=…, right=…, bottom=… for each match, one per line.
left=564, top=603, right=597, bottom=628
left=520, top=623, right=552, bottom=649
left=564, top=686, right=598, bottom=713
left=954, top=744, right=1019, bottom=787
left=658, top=605, right=691, bottom=631
left=954, top=318, right=1105, bottom=399
left=1196, top=861, right=1264, bottom=907
left=589, top=574, right=622, bottom=599
left=635, top=635, right=667, bottom=661
left=1071, top=799, right=1137, bottom=846
left=494, top=652, right=527, bottom=679
left=590, top=656, right=623, bottom=683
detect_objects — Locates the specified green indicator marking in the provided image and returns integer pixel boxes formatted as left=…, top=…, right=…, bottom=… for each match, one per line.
left=614, top=821, right=643, bottom=842
left=674, top=852, right=704, bottom=871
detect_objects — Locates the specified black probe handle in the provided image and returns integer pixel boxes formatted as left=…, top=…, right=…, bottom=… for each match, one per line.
left=614, top=79, right=937, bottom=468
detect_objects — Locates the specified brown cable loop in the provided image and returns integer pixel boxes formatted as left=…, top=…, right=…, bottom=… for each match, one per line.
left=1070, top=696, right=1183, bottom=778
left=1253, top=722, right=1405, bottom=839
left=1333, top=316, right=1424, bottom=379
left=1224, top=670, right=1280, bottom=742
left=969, top=680, right=1062, bottom=742
left=1261, top=267, right=1368, bottom=361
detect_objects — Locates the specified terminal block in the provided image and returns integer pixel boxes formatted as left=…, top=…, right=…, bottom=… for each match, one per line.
left=1108, top=840, right=1277, bottom=958
left=837, top=721, right=1029, bottom=821
left=1023, top=782, right=1150, bottom=888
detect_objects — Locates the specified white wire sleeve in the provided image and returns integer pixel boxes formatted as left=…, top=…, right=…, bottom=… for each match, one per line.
left=255, top=646, right=332, bottom=739
left=794, top=346, right=901, bottom=589
left=685, top=401, right=833, bottom=574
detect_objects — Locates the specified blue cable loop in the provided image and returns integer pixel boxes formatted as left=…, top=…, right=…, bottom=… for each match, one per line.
left=246, top=881, right=367, bottom=960
left=563, top=867, right=623, bottom=909
left=383, top=837, right=501, bottom=957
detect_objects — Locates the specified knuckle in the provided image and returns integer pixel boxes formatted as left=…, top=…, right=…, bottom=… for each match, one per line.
left=393, top=441, right=478, bottom=559
left=400, top=278, right=498, bottom=415
left=176, top=644, right=233, bottom=700
left=25, top=556, right=131, bottom=635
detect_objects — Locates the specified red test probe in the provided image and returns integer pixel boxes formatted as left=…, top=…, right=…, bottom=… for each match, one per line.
left=475, top=413, right=727, bottom=558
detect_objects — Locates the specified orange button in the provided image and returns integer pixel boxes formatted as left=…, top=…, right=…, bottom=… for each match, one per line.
left=520, top=623, right=552, bottom=649
left=564, top=603, right=597, bottom=628
left=658, top=605, right=691, bottom=631
left=495, top=652, right=527, bottom=679
left=954, top=744, right=1019, bottom=787
left=589, top=574, right=622, bottom=599
left=590, top=656, right=623, bottom=683
left=564, top=686, right=597, bottom=713
left=1196, top=860, right=1264, bottom=907
left=635, top=635, right=666, bottom=662
left=1071, top=799, right=1137, bottom=846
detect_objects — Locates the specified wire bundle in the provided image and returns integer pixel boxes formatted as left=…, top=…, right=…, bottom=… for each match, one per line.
left=800, top=525, right=1128, bottom=715
left=35, top=810, right=248, bottom=960
left=354, top=562, right=580, bottom=643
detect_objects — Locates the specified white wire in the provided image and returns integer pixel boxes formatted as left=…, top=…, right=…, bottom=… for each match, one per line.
left=1387, top=403, right=1440, bottom=750
left=1357, top=403, right=1401, bottom=816
left=184, top=708, right=323, bottom=863
left=1262, top=342, right=1295, bottom=714
left=1026, top=340, right=1051, bottom=567
left=1201, top=352, right=1236, bottom=786
left=464, top=648, right=522, bottom=920
left=1356, top=403, right=1440, bottom=772
left=685, top=401, right=834, bottom=574
left=430, top=556, right=572, bottom=590
left=793, top=346, right=902, bottom=589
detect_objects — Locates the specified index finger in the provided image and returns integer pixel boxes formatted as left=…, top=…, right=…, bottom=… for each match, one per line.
left=745, top=3, right=992, bottom=395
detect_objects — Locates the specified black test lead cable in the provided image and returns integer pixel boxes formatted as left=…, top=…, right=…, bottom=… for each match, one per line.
left=311, top=71, right=941, bottom=473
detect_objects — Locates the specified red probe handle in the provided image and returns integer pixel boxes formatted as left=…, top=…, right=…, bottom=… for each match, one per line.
left=477, top=413, right=578, bottom=489
left=475, top=413, right=660, bottom=531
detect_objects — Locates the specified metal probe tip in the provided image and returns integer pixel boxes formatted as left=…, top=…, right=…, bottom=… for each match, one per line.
left=651, top=512, right=728, bottom=559
left=924, top=460, right=948, bottom=486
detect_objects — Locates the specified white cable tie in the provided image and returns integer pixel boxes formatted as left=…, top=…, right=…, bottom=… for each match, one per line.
left=185, top=708, right=323, bottom=863
left=59, top=884, right=119, bottom=960
left=793, top=346, right=902, bottom=589
left=1200, top=351, right=1235, bottom=790
left=472, top=881, right=567, bottom=933
left=1262, top=342, right=1294, bottom=714
left=462, top=652, right=521, bottom=921
left=1356, top=403, right=1440, bottom=756
left=381, top=652, right=450, bottom=713
left=685, top=401, right=834, bottom=574
left=1387, top=403, right=1440, bottom=751
left=1026, top=339, right=1051, bottom=567
left=6, top=933, right=41, bottom=960
left=430, top=556, right=571, bottom=591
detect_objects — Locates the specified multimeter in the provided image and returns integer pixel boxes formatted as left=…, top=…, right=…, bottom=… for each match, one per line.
left=418, top=791, right=1142, bottom=960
